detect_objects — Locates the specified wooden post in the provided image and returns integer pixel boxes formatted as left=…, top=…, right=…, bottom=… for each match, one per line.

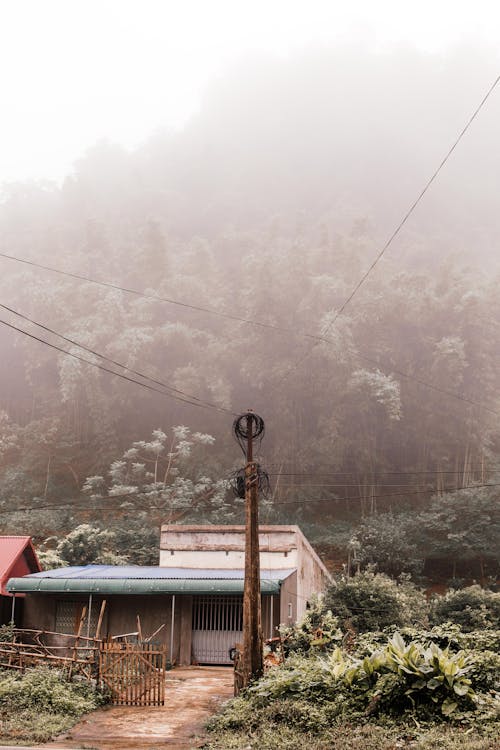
left=68, top=605, right=87, bottom=680
left=95, top=600, right=107, bottom=641
left=241, top=413, right=263, bottom=689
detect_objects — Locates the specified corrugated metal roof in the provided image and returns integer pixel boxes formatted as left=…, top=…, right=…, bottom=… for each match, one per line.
left=7, top=577, right=283, bottom=595
left=0, top=536, right=41, bottom=596
left=24, top=565, right=295, bottom=580
left=7, top=564, right=296, bottom=595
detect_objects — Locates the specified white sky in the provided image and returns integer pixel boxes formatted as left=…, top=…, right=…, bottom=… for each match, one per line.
left=1, top=0, right=499, bottom=183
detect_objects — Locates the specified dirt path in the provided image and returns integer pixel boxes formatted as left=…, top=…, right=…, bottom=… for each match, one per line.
left=43, top=667, right=233, bottom=750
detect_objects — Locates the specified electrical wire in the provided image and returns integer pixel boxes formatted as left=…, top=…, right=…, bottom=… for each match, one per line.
left=267, top=73, right=500, bottom=391
left=0, top=250, right=297, bottom=334
left=1, top=251, right=499, bottom=419
left=0, top=317, right=234, bottom=415
left=267, top=469, right=500, bottom=476
left=2, top=481, right=497, bottom=516
left=270, top=482, right=500, bottom=505
left=0, top=301, right=231, bottom=413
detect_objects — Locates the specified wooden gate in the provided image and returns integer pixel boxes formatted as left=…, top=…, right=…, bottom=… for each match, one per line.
left=99, top=642, right=167, bottom=706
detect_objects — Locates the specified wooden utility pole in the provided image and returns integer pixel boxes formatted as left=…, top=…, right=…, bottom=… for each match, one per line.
left=242, top=413, right=263, bottom=686
left=232, top=411, right=264, bottom=693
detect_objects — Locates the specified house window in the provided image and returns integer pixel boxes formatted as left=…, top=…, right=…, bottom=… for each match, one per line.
left=55, top=601, right=101, bottom=636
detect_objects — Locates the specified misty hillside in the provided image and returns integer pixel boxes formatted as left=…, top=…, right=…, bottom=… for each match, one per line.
left=0, top=46, right=499, bottom=574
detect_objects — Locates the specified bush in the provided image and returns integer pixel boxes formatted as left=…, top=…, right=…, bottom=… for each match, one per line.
left=0, top=666, right=104, bottom=715
left=279, top=595, right=343, bottom=655
left=0, top=623, right=15, bottom=642
left=248, top=633, right=490, bottom=720
left=350, top=513, right=424, bottom=578
left=0, top=666, right=107, bottom=743
left=430, top=586, right=500, bottom=631
left=323, top=571, right=428, bottom=633
left=208, top=628, right=500, bottom=749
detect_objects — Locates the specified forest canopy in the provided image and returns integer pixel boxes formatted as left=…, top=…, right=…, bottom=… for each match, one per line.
left=0, top=46, right=499, bottom=578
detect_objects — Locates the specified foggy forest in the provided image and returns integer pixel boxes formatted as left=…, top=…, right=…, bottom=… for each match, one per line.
left=0, top=45, right=499, bottom=581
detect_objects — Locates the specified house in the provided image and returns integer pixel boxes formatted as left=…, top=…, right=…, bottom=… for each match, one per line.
left=7, top=525, right=331, bottom=665
left=0, top=536, right=41, bottom=625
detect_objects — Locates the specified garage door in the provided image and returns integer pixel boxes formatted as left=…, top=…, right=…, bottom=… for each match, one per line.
left=192, top=595, right=243, bottom=664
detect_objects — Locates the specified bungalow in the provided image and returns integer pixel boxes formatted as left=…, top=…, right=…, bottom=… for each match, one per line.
left=0, top=536, right=41, bottom=625
left=7, top=525, right=331, bottom=664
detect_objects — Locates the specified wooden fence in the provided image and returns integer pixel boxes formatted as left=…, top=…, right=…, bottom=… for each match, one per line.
left=98, top=641, right=167, bottom=706
left=0, top=628, right=100, bottom=680
left=0, top=605, right=169, bottom=707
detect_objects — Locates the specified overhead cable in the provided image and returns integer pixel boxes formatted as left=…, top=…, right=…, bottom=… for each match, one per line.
left=0, top=301, right=230, bottom=413
left=268, top=73, right=500, bottom=389
left=0, top=318, right=234, bottom=415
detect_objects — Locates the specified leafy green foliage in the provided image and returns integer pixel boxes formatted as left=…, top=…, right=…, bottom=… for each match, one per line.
left=323, top=571, right=428, bottom=633
left=279, top=595, right=343, bottom=654
left=248, top=634, right=485, bottom=720
left=209, top=629, right=499, bottom=750
left=0, top=623, right=15, bottom=642
left=349, top=513, right=424, bottom=577
left=0, top=666, right=107, bottom=743
left=430, top=586, right=500, bottom=631
left=417, top=488, right=500, bottom=576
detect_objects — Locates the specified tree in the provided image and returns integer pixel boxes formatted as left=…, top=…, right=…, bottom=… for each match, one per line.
left=417, top=486, right=500, bottom=579
left=349, top=513, right=423, bottom=578
left=323, top=570, right=428, bottom=633
left=56, top=524, right=125, bottom=566
left=82, top=426, right=229, bottom=524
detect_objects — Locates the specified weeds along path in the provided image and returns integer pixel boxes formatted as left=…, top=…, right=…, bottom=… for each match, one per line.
left=43, top=667, right=234, bottom=750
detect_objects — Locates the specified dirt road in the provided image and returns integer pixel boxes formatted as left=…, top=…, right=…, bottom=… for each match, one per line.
left=43, top=667, right=233, bottom=750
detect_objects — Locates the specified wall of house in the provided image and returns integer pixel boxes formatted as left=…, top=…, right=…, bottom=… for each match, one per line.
left=160, top=526, right=299, bottom=570
left=7, top=552, right=37, bottom=581
left=20, top=591, right=281, bottom=665
left=20, top=593, right=201, bottom=666
left=279, top=572, right=298, bottom=626
left=1, top=595, right=23, bottom=626
left=22, top=593, right=56, bottom=631
left=295, top=534, right=332, bottom=619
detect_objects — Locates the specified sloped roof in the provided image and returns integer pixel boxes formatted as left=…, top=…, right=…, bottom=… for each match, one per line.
left=0, top=536, right=41, bottom=596
left=7, top=564, right=296, bottom=595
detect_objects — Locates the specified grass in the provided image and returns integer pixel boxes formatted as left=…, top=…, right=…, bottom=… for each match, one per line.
left=204, top=722, right=500, bottom=750
left=0, top=665, right=106, bottom=744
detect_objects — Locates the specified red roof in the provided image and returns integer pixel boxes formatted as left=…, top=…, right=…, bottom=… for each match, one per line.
left=0, top=536, right=41, bottom=596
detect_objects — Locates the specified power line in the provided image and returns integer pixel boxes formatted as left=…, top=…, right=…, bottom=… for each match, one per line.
left=0, top=250, right=292, bottom=334
left=0, top=301, right=231, bottom=414
left=267, top=468, right=500, bottom=477
left=268, top=73, right=500, bottom=390
left=0, top=318, right=234, bottom=415
left=270, top=482, right=500, bottom=505
left=1, top=480, right=497, bottom=517
left=1, top=252, right=499, bottom=420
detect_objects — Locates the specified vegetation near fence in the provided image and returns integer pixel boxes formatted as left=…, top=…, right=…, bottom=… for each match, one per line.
left=206, top=578, right=500, bottom=750
left=0, top=665, right=107, bottom=744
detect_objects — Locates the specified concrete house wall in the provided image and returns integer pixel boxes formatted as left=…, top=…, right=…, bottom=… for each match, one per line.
left=160, top=525, right=331, bottom=621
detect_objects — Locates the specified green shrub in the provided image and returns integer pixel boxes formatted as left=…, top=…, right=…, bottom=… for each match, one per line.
left=0, top=666, right=104, bottom=715
left=0, top=623, right=15, bottom=642
left=0, top=665, right=107, bottom=743
left=430, top=586, right=500, bottom=631
left=379, top=624, right=500, bottom=654
left=279, top=595, right=343, bottom=655
left=323, top=571, right=428, bottom=633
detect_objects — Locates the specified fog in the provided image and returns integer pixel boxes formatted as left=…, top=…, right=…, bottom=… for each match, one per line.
left=0, top=24, right=499, bottom=566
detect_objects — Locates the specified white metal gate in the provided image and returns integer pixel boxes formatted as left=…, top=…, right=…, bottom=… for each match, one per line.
left=192, top=595, right=243, bottom=664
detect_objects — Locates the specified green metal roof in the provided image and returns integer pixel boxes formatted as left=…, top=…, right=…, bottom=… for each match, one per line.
left=7, top=576, right=282, bottom=595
